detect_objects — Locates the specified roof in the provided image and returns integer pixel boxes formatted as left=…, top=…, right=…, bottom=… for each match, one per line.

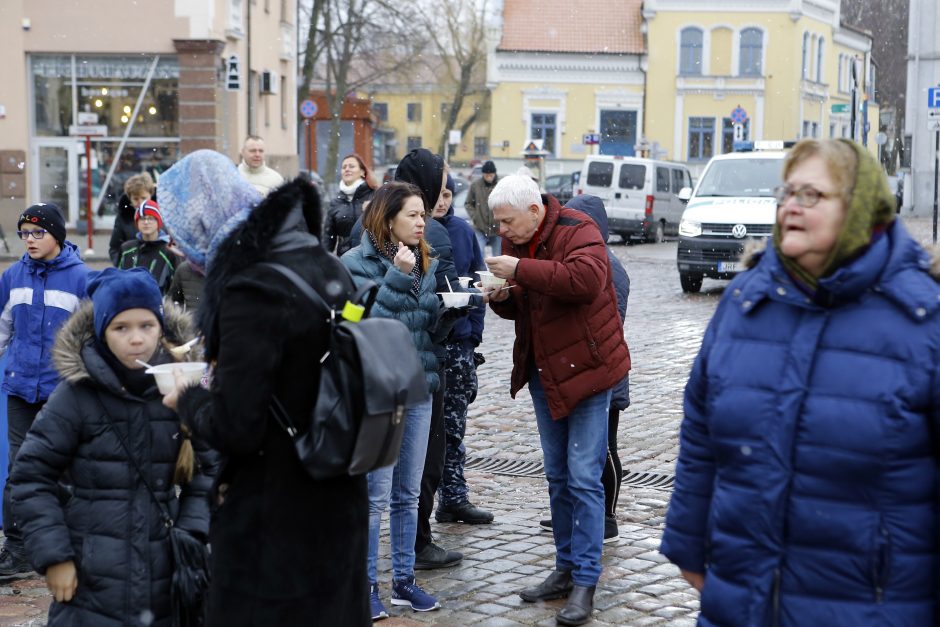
left=498, top=0, right=644, bottom=55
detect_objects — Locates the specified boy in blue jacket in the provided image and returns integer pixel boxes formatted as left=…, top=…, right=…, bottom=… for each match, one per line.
left=0, top=203, right=88, bottom=577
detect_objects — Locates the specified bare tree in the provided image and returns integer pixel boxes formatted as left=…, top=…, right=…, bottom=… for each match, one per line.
left=316, top=0, right=427, bottom=188
left=296, top=0, right=326, bottom=128
left=426, top=0, right=491, bottom=157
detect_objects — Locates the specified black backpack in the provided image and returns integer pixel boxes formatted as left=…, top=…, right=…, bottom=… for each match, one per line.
left=262, top=262, right=427, bottom=479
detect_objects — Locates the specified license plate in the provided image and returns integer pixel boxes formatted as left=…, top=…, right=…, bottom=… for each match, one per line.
left=717, top=261, right=740, bottom=273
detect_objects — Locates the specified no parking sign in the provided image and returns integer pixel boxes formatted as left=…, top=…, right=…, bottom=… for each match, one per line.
left=300, top=99, right=318, bottom=119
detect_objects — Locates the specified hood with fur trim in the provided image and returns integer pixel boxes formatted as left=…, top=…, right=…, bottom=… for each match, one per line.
left=53, top=299, right=197, bottom=386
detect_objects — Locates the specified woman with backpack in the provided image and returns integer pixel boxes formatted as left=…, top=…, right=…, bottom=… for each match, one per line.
left=10, top=267, right=215, bottom=626
left=159, top=149, right=370, bottom=626
left=341, top=181, right=442, bottom=620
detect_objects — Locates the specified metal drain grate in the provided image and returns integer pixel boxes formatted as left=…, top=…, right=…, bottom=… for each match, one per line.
left=465, top=456, right=675, bottom=490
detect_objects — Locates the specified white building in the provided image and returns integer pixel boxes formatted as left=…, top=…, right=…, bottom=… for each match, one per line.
left=903, top=0, right=940, bottom=214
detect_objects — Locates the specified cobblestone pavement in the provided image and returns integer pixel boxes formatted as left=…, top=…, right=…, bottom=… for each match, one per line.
left=0, top=215, right=934, bottom=626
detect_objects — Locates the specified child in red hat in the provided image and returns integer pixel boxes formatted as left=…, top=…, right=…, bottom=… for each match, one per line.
left=118, top=200, right=178, bottom=294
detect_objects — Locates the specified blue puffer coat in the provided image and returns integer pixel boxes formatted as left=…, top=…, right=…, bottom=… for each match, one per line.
left=661, top=219, right=940, bottom=626
left=11, top=300, right=216, bottom=626
left=341, top=234, right=441, bottom=395
left=0, top=242, right=88, bottom=402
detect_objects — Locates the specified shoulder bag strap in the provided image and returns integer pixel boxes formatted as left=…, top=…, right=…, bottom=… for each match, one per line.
left=259, top=261, right=378, bottom=317
left=92, top=390, right=175, bottom=528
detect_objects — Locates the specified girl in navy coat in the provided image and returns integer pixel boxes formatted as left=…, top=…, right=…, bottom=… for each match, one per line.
left=341, top=181, right=442, bottom=619
left=662, top=139, right=940, bottom=626
left=11, top=268, right=214, bottom=626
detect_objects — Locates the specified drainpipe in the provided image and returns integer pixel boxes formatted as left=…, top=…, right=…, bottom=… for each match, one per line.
left=247, top=0, right=252, bottom=137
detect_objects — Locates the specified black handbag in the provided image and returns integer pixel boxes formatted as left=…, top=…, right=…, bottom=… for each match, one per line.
left=95, top=392, right=209, bottom=627
left=262, top=262, right=427, bottom=479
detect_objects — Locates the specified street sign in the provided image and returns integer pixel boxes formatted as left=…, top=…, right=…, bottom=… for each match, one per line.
left=69, top=124, right=108, bottom=136
left=582, top=133, right=600, bottom=145
left=831, top=103, right=849, bottom=114
left=299, top=99, right=317, bottom=119
left=449, top=129, right=461, bottom=145
left=928, top=86, right=940, bottom=108
left=730, top=106, right=748, bottom=124
left=928, top=119, right=940, bottom=131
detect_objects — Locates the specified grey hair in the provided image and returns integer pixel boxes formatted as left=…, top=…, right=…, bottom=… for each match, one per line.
left=488, top=174, right=542, bottom=213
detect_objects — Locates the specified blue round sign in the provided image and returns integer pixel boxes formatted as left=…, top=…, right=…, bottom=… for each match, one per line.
left=300, top=99, right=318, bottom=119
left=730, top=106, right=748, bottom=124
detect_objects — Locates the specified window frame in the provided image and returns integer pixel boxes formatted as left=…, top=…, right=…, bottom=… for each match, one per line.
left=688, top=116, right=715, bottom=161
left=679, top=27, right=704, bottom=76
left=406, top=102, right=421, bottom=122
left=530, top=112, right=557, bottom=156
left=738, top=27, right=763, bottom=77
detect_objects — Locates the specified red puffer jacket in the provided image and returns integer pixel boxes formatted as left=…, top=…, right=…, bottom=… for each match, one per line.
left=490, top=195, right=631, bottom=419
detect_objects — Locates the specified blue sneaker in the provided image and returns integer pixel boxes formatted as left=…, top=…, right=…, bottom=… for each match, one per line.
left=391, top=577, right=441, bottom=612
left=370, top=583, right=388, bottom=621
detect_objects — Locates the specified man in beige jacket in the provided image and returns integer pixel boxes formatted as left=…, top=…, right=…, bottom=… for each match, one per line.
left=237, top=135, right=284, bottom=196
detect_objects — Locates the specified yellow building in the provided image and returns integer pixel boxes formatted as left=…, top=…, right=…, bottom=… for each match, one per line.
left=364, top=58, right=490, bottom=167
left=486, top=0, right=646, bottom=173
left=643, top=0, right=879, bottom=168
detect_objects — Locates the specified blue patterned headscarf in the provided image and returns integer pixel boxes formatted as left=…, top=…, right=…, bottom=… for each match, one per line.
left=159, top=150, right=261, bottom=270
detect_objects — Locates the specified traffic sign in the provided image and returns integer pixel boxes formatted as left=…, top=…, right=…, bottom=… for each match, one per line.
left=299, top=99, right=318, bottom=119
left=928, top=86, right=940, bottom=108
left=582, top=133, right=600, bottom=145
left=69, top=124, right=108, bottom=136
left=730, top=106, right=748, bottom=124
left=928, top=119, right=940, bottom=131
left=831, top=103, right=849, bottom=114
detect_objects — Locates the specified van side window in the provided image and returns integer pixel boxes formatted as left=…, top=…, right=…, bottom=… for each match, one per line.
left=586, top=162, right=614, bottom=187
left=619, top=164, right=646, bottom=190
left=671, top=169, right=686, bottom=193
left=656, top=167, right=671, bottom=192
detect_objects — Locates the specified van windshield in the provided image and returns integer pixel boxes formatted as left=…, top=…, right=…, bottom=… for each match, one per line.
left=696, top=158, right=783, bottom=198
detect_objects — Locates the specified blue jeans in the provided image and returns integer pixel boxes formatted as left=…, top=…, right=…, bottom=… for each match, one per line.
left=474, top=231, right=502, bottom=257
left=367, top=396, right=432, bottom=583
left=529, top=371, right=611, bottom=586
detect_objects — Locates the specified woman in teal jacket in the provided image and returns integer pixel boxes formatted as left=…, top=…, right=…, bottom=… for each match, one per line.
left=661, top=139, right=940, bottom=626
left=340, top=181, right=442, bottom=620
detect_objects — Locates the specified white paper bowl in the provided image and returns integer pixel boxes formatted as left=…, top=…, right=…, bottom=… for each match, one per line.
left=476, top=271, right=507, bottom=289
left=438, top=291, right=472, bottom=308
left=457, top=276, right=474, bottom=289
left=146, top=362, right=207, bottom=395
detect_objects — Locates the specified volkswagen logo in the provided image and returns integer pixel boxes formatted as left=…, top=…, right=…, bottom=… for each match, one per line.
left=731, top=224, right=748, bottom=239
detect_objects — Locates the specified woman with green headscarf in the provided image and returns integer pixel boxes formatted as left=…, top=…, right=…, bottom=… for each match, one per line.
left=661, top=139, right=940, bottom=626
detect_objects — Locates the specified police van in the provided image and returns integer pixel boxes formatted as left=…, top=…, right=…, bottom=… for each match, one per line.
left=577, top=155, right=693, bottom=243
left=676, top=141, right=792, bottom=292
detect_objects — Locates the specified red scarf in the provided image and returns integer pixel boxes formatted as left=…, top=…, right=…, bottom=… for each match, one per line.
left=526, top=210, right=547, bottom=259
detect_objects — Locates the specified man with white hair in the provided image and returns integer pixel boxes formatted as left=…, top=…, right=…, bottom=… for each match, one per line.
left=482, top=175, right=631, bottom=626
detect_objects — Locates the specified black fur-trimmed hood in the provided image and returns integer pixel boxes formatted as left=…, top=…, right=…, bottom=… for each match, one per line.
left=197, top=178, right=323, bottom=356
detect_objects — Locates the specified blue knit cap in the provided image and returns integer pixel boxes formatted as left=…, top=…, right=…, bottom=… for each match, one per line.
left=158, top=150, right=261, bottom=270
left=87, top=268, right=164, bottom=339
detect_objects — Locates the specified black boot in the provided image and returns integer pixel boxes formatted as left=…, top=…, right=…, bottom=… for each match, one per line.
left=519, top=570, right=573, bottom=602
left=556, top=585, right=595, bottom=626
left=414, top=543, right=463, bottom=570
left=435, top=502, right=494, bottom=524
left=0, top=545, right=31, bottom=578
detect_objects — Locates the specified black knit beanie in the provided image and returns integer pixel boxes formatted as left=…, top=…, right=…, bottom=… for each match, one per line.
left=18, top=203, right=66, bottom=245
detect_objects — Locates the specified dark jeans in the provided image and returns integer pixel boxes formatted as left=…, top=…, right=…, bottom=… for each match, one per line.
left=3, top=396, right=44, bottom=549
left=415, top=367, right=447, bottom=554
left=601, top=407, right=623, bottom=518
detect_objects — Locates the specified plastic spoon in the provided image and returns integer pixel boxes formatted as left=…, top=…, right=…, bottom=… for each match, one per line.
left=445, top=276, right=454, bottom=292
left=169, top=337, right=200, bottom=358
left=135, top=359, right=155, bottom=369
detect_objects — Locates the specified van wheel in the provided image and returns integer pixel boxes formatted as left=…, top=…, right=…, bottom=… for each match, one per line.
left=680, top=272, right=703, bottom=293
left=652, top=221, right=665, bottom=243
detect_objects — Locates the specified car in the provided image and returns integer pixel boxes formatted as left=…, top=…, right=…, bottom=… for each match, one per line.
left=382, top=166, right=397, bottom=184
left=578, top=155, right=693, bottom=243
left=676, top=143, right=789, bottom=293
left=451, top=175, right=470, bottom=195
left=468, top=165, right=483, bottom=182
left=544, top=173, right=575, bottom=205
left=452, top=187, right=471, bottom=224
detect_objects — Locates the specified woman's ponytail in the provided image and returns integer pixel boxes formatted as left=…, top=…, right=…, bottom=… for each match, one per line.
left=174, top=424, right=195, bottom=485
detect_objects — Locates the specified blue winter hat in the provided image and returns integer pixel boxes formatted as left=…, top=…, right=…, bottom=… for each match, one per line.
left=87, top=267, right=164, bottom=339
left=158, top=150, right=261, bottom=270
left=445, top=174, right=456, bottom=195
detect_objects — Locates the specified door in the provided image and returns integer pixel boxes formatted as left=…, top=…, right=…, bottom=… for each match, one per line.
left=32, top=140, right=78, bottom=226
left=599, top=110, right=637, bottom=156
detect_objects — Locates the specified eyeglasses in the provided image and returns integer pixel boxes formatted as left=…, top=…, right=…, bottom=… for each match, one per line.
left=137, top=216, right=158, bottom=223
left=773, top=184, right=835, bottom=208
left=17, top=229, right=48, bottom=240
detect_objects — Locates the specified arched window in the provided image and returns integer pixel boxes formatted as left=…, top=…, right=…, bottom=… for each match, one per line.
left=739, top=28, right=763, bottom=76
left=801, top=32, right=810, bottom=79
left=816, top=38, right=824, bottom=82
left=680, top=27, right=703, bottom=75
left=837, top=53, right=843, bottom=91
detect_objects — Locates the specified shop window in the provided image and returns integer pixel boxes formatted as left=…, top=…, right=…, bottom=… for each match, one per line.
left=688, top=117, right=714, bottom=161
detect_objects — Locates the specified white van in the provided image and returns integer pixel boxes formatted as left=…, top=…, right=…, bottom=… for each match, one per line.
left=676, top=146, right=788, bottom=292
left=577, top=155, right=693, bottom=242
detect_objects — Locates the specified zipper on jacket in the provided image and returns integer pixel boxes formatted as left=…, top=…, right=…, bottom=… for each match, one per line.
left=872, top=517, right=889, bottom=604
left=772, top=568, right=781, bottom=627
